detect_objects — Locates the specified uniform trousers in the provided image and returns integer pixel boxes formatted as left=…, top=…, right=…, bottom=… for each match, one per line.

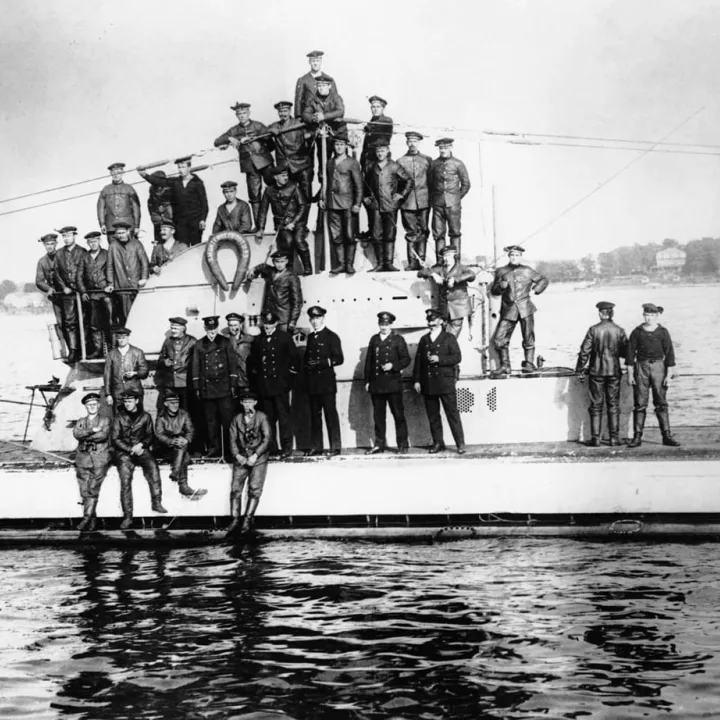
left=59, top=293, right=79, bottom=349
left=368, top=209, right=399, bottom=243
left=423, top=393, right=465, bottom=447
left=633, top=360, right=669, bottom=412
left=493, top=315, right=536, bottom=350
left=174, top=218, right=203, bottom=247
left=328, top=209, right=356, bottom=245
left=588, top=375, right=621, bottom=417
left=87, top=293, right=113, bottom=341
left=290, top=168, right=313, bottom=211
left=371, top=392, right=408, bottom=449
left=308, top=392, right=341, bottom=451
left=431, top=204, right=462, bottom=253
left=275, top=223, right=311, bottom=257
left=75, top=451, right=111, bottom=499
left=245, top=167, right=274, bottom=207
left=202, top=396, right=233, bottom=455
left=112, top=290, right=138, bottom=327
left=231, top=458, right=269, bottom=509
left=401, top=208, right=430, bottom=244
left=115, top=450, right=162, bottom=516
left=261, top=392, right=293, bottom=453
left=166, top=447, right=191, bottom=483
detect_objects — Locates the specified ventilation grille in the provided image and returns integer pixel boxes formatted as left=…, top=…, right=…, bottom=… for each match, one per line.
left=486, top=387, right=498, bottom=412
left=457, top=387, right=475, bottom=414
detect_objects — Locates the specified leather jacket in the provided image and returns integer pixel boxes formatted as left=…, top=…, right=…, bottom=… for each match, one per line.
left=35, top=253, right=60, bottom=294
left=77, top=249, right=111, bottom=293
left=576, top=320, right=628, bottom=376
left=156, top=334, right=196, bottom=389
left=257, top=182, right=307, bottom=232
left=214, top=120, right=274, bottom=173
left=363, top=159, right=413, bottom=212
left=491, top=263, right=549, bottom=320
left=155, top=408, right=195, bottom=447
left=104, top=345, right=149, bottom=399
left=107, top=239, right=150, bottom=289
left=268, top=119, right=312, bottom=172
left=418, top=262, right=476, bottom=320
left=301, top=92, right=346, bottom=133
left=55, top=244, right=87, bottom=292
left=212, top=201, right=253, bottom=234
left=73, top=415, right=112, bottom=456
left=428, top=156, right=471, bottom=207
left=252, top=265, right=303, bottom=327
left=325, top=156, right=363, bottom=210
left=112, top=408, right=154, bottom=454
left=97, top=182, right=141, bottom=229
left=229, top=410, right=272, bottom=460
left=150, top=241, right=189, bottom=272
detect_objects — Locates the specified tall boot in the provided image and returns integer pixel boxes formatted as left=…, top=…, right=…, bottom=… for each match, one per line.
left=66, top=329, right=80, bottom=364
left=120, top=482, right=133, bottom=529
left=240, top=497, right=260, bottom=533
left=407, top=241, right=420, bottom=270
left=329, top=244, right=345, bottom=275
left=224, top=494, right=242, bottom=535
left=368, top=243, right=383, bottom=272
left=384, top=242, right=399, bottom=272
left=345, top=243, right=357, bottom=275
left=250, top=203, right=260, bottom=233
left=298, top=247, right=313, bottom=276
left=627, top=410, right=646, bottom=448
left=522, top=347, right=536, bottom=373
left=88, top=330, right=104, bottom=359
left=417, top=238, right=428, bottom=267
left=607, top=412, right=621, bottom=446
left=178, top=478, right=208, bottom=498
left=588, top=414, right=601, bottom=447
left=151, top=494, right=168, bottom=514
left=76, top=498, right=94, bottom=531
left=657, top=409, right=681, bottom=446
left=498, top=347, right=511, bottom=374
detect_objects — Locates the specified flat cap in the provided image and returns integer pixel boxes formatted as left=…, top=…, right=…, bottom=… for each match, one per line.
left=274, top=101, right=293, bottom=110
left=238, top=390, right=258, bottom=400
left=261, top=311, right=279, bottom=324
left=107, top=162, right=126, bottom=170
left=225, top=312, right=244, bottom=322
left=174, top=156, right=193, bottom=165
left=405, top=131, right=424, bottom=140
left=120, top=388, right=141, bottom=399
left=112, top=326, right=131, bottom=335
left=435, top=137, right=455, bottom=146
left=306, top=50, right=324, bottom=57
left=230, top=102, right=251, bottom=111
left=112, top=221, right=132, bottom=229
left=307, top=305, right=327, bottom=317
left=642, top=303, right=664, bottom=314
left=368, top=95, right=388, bottom=106
left=332, top=132, right=349, bottom=143
left=425, top=309, right=442, bottom=321
left=81, top=392, right=101, bottom=405
left=596, top=301, right=615, bottom=311
left=84, top=231, right=102, bottom=239
left=270, top=250, right=289, bottom=259
left=203, top=315, right=220, bottom=328
left=168, top=316, right=187, bottom=326
left=377, top=311, right=396, bottom=324
left=503, top=244, right=525, bottom=254
left=163, top=390, right=180, bottom=401
left=314, top=73, right=333, bottom=84
left=39, top=233, right=58, bottom=243
left=160, top=219, right=176, bottom=229
left=220, top=181, right=238, bottom=189
left=58, top=225, right=77, bottom=233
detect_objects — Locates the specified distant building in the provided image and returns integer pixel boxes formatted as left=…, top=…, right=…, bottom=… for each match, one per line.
left=656, top=247, right=686, bottom=272
left=1, top=292, right=49, bottom=311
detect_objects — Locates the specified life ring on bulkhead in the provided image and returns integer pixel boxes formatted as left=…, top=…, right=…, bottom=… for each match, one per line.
left=204, top=231, right=251, bottom=292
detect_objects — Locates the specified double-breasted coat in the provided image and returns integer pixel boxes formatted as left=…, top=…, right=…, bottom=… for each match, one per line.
left=363, top=160, right=414, bottom=212
left=304, top=327, right=344, bottom=395
left=397, top=153, right=432, bottom=210
left=191, top=334, right=238, bottom=400
left=156, top=334, right=197, bottom=390
left=325, top=156, right=363, bottom=210
left=214, top=121, right=274, bottom=173
left=248, top=330, right=299, bottom=398
left=364, top=332, right=411, bottom=394
left=413, top=331, right=462, bottom=396
left=104, top=345, right=150, bottom=400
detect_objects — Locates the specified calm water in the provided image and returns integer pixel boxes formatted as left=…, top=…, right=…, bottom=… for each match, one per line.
left=1, top=285, right=720, bottom=718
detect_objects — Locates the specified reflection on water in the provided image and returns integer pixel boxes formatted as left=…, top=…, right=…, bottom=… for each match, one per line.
left=1, top=540, right=719, bottom=718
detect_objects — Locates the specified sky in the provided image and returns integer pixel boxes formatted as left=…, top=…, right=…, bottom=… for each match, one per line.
left=2, top=0, right=720, bottom=280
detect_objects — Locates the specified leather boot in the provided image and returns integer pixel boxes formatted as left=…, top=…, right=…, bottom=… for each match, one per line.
left=120, top=515, right=133, bottom=530
left=522, top=347, right=536, bottom=373
left=298, top=248, right=313, bottom=276
left=249, top=203, right=260, bottom=233
left=498, top=347, right=511, bottom=375
left=407, top=241, right=420, bottom=270
left=345, top=243, right=356, bottom=275
left=178, top=479, right=208, bottom=498
left=329, top=244, right=345, bottom=275
left=224, top=495, right=241, bottom=535
left=66, top=330, right=80, bottom=363
left=417, top=238, right=427, bottom=267
left=657, top=409, right=681, bottom=446
left=384, top=242, right=399, bottom=272
left=608, top=412, right=621, bottom=446
left=588, top=414, right=601, bottom=447
left=241, top=497, right=260, bottom=533
left=627, top=410, right=646, bottom=448
left=76, top=498, right=93, bottom=531
left=88, top=331, right=104, bottom=359
left=368, top=243, right=383, bottom=272
left=151, top=496, right=168, bottom=514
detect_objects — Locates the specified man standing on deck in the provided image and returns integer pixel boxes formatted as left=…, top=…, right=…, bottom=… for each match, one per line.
left=77, top=230, right=113, bottom=358
left=97, top=162, right=141, bottom=238
left=150, top=221, right=188, bottom=275
left=213, top=103, right=275, bottom=232
left=106, top=221, right=149, bottom=326
left=413, top=309, right=465, bottom=454
left=222, top=312, right=254, bottom=397
left=35, top=233, right=64, bottom=342
left=428, top=138, right=471, bottom=257
left=364, top=311, right=411, bottom=454
left=249, top=251, right=303, bottom=335
left=303, top=306, right=344, bottom=457
left=269, top=100, right=313, bottom=202
left=73, top=392, right=112, bottom=532
left=626, top=303, right=681, bottom=448
left=575, top=301, right=628, bottom=447
left=111, top=388, right=167, bottom=529
left=294, top=50, right=338, bottom=119
left=491, top=245, right=549, bottom=375
left=104, top=327, right=149, bottom=409
left=212, top=181, right=253, bottom=235
left=54, top=225, right=87, bottom=363
left=146, top=170, right=173, bottom=244
left=226, top=391, right=272, bottom=535
left=397, top=131, right=432, bottom=270
left=155, top=317, right=196, bottom=410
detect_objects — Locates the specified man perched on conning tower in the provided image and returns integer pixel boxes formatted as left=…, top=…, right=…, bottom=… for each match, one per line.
left=294, top=50, right=338, bottom=119
left=97, top=162, right=141, bottom=239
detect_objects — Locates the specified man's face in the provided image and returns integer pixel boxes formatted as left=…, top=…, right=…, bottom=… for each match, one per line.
left=370, top=101, right=385, bottom=117
left=61, top=232, right=75, bottom=247
left=643, top=311, right=659, bottom=325
left=160, top=225, right=174, bottom=242
left=169, top=323, right=185, bottom=339
left=228, top=319, right=241, bottom=336
left=42, top=240, right=57, bottom=255
left=264, top=322, right=278, bottom=335
left=379, top=322, right=392, bottom=334
left=438, top=144, right=452, bottom=158
left=110, top=168, right=123, bottom=183
left=177, top=162, right=191, bottom=178
left=508, top=250, right=522, bottom=266
left=223, top=187, right=237, bottom=202
left=375, top=146, right=390, bottom=162
left=235, top=108, right=250, bottom=124
left=241, top=398, right=257, bottom=412
left=277, top=106, right=291, bottom=121
left=317, top=81, right=331, bottom=97
left=164, top=399, right=180, bottom=415
left=122, top=397, right=138, bottom=413
left=310, top=315, right=324, bottom=331
left=428, top=317, right=443, bottom=330
left=406, top=137, right=420, bottom=153
left=87, top=237, right=101, bottom=252
left=273, top=257, right=289, bottom=272
left=274, top=172, right=290, bottom=188
left=85, top=399, right=99, bottom=415
left=206, top=328, right=218, bottom=341
left=116, top=228, right=130, bottom=243
left=333, top=140, right=347, bottom=156
left=117, top=334, right=130, bottom=347
left=309, top=57, right=322, bottom=72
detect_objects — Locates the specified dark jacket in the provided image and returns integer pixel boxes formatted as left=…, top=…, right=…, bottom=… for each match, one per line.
left=418, top=262, right=476, bottom=320
left=148, top=185, right=173, bottom=226
left=222, top=329, right=254, bottom=390
left=252, top=265, right=303, bottom=328
left=294, top=72, right=338, bottom=118
left=304, top=327, right=344, bottom=395
left=155, top=408, right=195, bottom=448
left=214, top=120, right=274, bottom=173
left=301, top=92, right=346, bottom=134
left=212, top=200, right=253, bottom=234
left=361, top=115, right=394, bottom=169
left=428, top=156, right=471, bottom=208
left=142, top=173, right=209, bottom=223
left=325, top=155, right=363, bottom=211
left=107, top=239, right=150, bottom=290
left=364, top=159, right=413, bottom=212
left=491, top=263, right=549, bottom=321
left=191, top=334, right=238, bottom=400
left=364, top=331, right=411, bottom=394
left=77, top=249, right=111, bottom=293
left=268, top=119, right=312, bottom=172
left=73, top=415, right=112, bottom=460
left=413, top=330, right=462, bottom=396
left=229, top=410, right=272, bottom=461
left=35, top=253, right=59, bottom=294
left=257, top=181, right=307, bottom=232
left=248, top=330, right=299, bottom=397
left=55, top=244, right=87, bottom=292
left=156, top=334, right=197, bottom=389
left=97, top=182, right=141, bottom=230
left=150, top=240, right=189, bottom=273
left=576, top=319, right=628, bottom=376
left=397, top=152, right=432, bottom=210
left=104, top=345, right=150, bottom=399
left=626, top=325, right=676, bottom=368
left=111, top=408, right=154, bottom=454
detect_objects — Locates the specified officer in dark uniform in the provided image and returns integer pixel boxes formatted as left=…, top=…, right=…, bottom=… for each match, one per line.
left=77, top=230, right=113, bottom=358
left=413, top=309, right=465, bottom=454
left=213, top=102, right=275, bottom=231
left=303, top=306, right=344, bottom=456
left=212, top=181, right=253, bottom=235
left=35, top=233, right=64, bottom=338
left=55, top=225, right=87, bottom=363
left=364, top=311, right=411, bottom=454
left=576, top=301, right=628, bottom=447
left=255, top=166, right=312, bottom=275
left=250, top=250, right=303, bottom=334
left=248, top=311, right=299, bottom=459
left=191, top=316, right=238, bottom=458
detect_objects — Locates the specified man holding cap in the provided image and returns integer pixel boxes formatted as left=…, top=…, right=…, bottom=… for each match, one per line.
left=155, top=390, right=207, bottom=498
left=106, top=220, right=150, bottom=326
left=255, top=166, right=312, bottom=275
left=213, top=103, right=275, bottom=231
left=413, top=308, right=465, bottom=454
left=111, top=388, right=167, bottom=528
left=156, top=317, right=197, bottom=410
left=575, top=301, right=628, bottom=447
left=222, top=312, right=254, bottom=395
left=54, top=226, right=87, bottom=363
left=294, top=50, right=338, bottom=119
left=268, top=100, right=313, bottom=202
left=418, top=246, right=476, bottom=337
left=626, top=303, right=680, bottom=448
left=363, top=143, right=414, bottom=272
left=35, top=233, right=64, bottom=343
left=321, top=134, right=363, bottom=274
left=491, top=245, right=549, bottom=375
left=212, top=181, right=253, bottom=235
left=192, top=316, right=238, bottom=458
left=303, top=306, right=344, bottom=456
left=397, top=131, right=432, bottom=270
left=247, top=311, right=299, bottom=459
left=428, top=138, right=471, bottom=256
left=77, top=230, right=113, bottom=358
left=73, top=392, right=112, bottom=531
left=249, top=250, right=303, bottom=334
left=364, top=311, right=411, bottom=454
left=97, top=162, right=141, bottom=237
left=150, top=220, right=188, bottom=275
left=226, top=390, right=272, bottom=535
left=103, top=327, right=149, bottom=408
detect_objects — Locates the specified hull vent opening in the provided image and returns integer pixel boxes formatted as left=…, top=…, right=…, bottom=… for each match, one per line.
left=486, top=387, right=498, bottom=412
left=457, top=388, right=475, bottom=414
